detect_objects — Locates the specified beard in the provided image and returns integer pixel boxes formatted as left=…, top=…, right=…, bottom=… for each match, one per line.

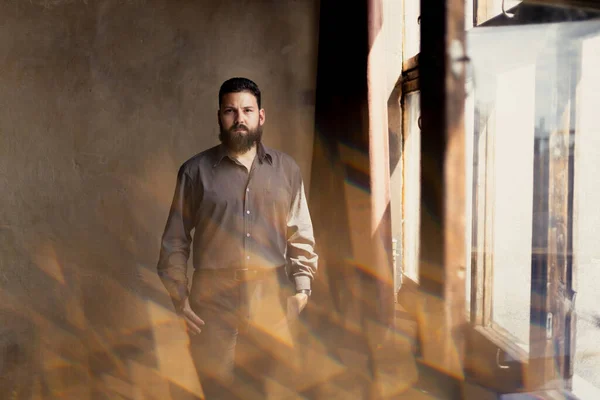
left=219, top=121, right=263, bottom=153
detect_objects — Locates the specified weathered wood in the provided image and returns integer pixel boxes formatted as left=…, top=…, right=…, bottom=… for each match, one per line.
left=402, top=54, right=420, bottom=73
left=418, top=0, right=466, bottom=380
left=402, top=78, right=420, bottom=95
left=469, top=108, right=496, bottom=329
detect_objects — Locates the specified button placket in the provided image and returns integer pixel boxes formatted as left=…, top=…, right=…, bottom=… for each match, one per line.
left=243, top=160, right=259, bottom=267
left=244, top=177, right=252, bottom=267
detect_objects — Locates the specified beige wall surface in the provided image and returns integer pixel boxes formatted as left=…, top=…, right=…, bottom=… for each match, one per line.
left=0, top=0, right=318, bottom=397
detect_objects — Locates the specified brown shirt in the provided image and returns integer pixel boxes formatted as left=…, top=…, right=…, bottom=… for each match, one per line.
left=157, top=143, right=318, bottom=305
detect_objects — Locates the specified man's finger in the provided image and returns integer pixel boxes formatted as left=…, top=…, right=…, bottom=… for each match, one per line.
left=183, top=307, right=205, bottom=327
left=184, top=315, right=203, bottom=335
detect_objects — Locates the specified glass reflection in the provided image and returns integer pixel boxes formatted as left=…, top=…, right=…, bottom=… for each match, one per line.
left=468, top=17, right=600, bottom=397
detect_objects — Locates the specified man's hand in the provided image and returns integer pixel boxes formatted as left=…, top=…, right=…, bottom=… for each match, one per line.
left=287, top=292, right=308, bottom=321
left=179, top=297, right=205, bottom=335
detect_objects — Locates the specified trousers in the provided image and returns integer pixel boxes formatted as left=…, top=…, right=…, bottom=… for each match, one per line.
left=188, top=266, right=299, bottom=400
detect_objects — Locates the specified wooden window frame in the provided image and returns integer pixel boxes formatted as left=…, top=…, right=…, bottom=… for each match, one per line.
left=468, top=103, right=531, bottom=364
left=397, top=0, right=421, bottom=294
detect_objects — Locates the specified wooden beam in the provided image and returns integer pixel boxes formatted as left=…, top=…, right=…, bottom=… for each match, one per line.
left=418, top=0, right=467, bottom=381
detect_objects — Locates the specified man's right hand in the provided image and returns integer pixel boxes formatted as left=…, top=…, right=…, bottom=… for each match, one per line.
left=179, top=297, right=205, bottom=335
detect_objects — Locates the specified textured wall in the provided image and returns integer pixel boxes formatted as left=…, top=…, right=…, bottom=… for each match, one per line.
left=0, top=0, right=318, bottom=397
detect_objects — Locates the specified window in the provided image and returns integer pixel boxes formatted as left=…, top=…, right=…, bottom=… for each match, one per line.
left=395, top=0, right=600, bottom=396
left=467, top=10, right=600, bottom=396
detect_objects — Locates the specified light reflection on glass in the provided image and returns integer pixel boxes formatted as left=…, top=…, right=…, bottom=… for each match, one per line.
left=468, top=18, right=600, bottom=397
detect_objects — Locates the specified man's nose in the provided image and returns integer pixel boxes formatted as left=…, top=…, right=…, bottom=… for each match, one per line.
left=235, top=111, right=245, bottom=124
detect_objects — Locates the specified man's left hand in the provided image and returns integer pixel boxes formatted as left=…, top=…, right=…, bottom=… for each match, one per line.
left=287, top=292, right=308, bottom=321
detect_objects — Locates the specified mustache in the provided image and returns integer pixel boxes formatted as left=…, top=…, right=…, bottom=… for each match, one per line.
left=232, top=124, right=248, bottom=131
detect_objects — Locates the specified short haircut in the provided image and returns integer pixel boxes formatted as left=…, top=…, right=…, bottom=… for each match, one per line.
left=218, top=77, right=262, bottom=109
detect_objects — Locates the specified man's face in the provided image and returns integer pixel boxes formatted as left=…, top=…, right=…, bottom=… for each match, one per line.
left=218, top=91, right=265, bottom=153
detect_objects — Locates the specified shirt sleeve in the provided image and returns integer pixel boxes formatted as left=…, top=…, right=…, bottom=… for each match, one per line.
left=287, top=168, right=318, bottom=291
left=157, top=165, right=196, bottom=311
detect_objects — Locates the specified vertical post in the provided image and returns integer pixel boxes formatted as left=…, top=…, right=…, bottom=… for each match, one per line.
left=419, top=0, right=467, bottom=380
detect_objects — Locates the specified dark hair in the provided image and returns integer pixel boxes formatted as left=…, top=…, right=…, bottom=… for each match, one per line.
left=218, top=77, right=261, bottom=108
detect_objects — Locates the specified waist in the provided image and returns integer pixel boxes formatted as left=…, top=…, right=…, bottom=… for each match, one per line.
left=195, top=266, right=285, bottom=281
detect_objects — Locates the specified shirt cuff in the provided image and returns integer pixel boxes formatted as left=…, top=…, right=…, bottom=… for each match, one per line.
left=294, top=275, right=311, bottom=292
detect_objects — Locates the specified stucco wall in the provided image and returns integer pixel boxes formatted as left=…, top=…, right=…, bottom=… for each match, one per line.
left=0, top=0, right=318, bottom=397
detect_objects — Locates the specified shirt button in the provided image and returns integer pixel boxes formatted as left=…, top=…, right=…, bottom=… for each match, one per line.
left=246, top=210, right=250, bottom=215
left=246, top=233, right=251, bottom=237
left=246, top=188, right=250, bottom=192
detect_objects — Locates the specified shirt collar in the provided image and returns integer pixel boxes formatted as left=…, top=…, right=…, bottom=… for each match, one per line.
left=213, top=143, right=273, bottom=168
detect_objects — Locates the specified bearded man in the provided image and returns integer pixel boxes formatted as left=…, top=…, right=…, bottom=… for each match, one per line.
left=157, top=77, right=318, bottom=399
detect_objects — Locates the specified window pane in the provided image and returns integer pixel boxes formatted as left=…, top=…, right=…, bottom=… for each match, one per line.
left=490, top=63, right=535, bottom=349
left=468, top=18, right=600, bottom=393
left=468, top=25, right=540, bottom=349
left=465, top=77, right=475, bottom=314
left=402, top=91, right=420, bottom=282
left=572, top=33, right=600, bottom=399
left=403, top=0, right=420, bottom=61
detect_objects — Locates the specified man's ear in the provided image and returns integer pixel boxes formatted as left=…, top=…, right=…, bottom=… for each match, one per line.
left=259, top=108, right=266, bottom=126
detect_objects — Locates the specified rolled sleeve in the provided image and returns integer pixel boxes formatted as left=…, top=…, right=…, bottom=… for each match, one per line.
left=287, top=173, right=318, bottom=292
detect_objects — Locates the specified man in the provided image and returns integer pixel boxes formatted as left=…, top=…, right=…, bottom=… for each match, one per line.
left=157, top=77, right=318, bottom=399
